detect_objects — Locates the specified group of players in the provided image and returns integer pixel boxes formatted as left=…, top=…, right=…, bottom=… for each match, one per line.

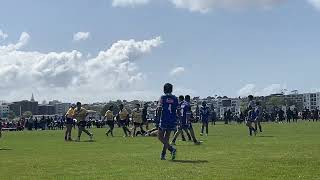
left=61, top=83, right=208, bottom=160
left=0, top=83, right=260, bottom=160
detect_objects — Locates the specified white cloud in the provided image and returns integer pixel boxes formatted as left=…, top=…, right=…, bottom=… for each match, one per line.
left=0, top=30, right=8, bottom=41
left=170, top=67, right=185, bottom=76
left=238, top=84, right=256, bottom=97
left=0, top=32, right=162, bottom=102
left=308, top=0, right=320, bottom=10
left=73, top=32, right=90, bottom=41
left=170, top=0, right=285, bottom=13
left=238, top=83, right=286, bottom=97
left=112, top=0, right=150, bottom=7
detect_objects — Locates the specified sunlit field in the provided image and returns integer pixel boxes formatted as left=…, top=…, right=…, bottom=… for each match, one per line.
left=1, top=122, right=320, bottom=180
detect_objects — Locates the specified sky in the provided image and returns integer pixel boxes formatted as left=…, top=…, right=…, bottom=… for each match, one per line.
left=0, top=0, right=320, bottom=103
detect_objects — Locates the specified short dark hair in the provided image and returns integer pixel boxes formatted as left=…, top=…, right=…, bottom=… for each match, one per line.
left=108, top=105, right=113, bottom=110
left=248, top=95, right=254, bottom=100
left=185, top=95, right=191, bottom=102
left=179, top=95, right=184, bottom=101
left=76, top=102, right=81, bottom=106
left=163, top=83, right=173, bottom=94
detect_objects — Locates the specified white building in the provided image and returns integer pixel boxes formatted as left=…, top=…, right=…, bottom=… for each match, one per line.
left=48, top=100, right=71, bottom=115
left=303, top=93, right=320, bottom=110
left=0, top=103, right=10, bottom=120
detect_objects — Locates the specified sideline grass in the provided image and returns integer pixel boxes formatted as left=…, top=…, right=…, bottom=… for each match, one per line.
left=1, top=122, right=320, bottom=180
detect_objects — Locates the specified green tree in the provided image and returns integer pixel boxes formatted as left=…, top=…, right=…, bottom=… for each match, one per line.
left=22, top=111, right=33, bottom=118
left=8, top=111, right=16, bottom=120
left=266, top=96, right=285, bottom=108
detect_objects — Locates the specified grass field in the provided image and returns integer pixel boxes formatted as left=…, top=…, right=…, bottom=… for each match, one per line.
left=1, top=122, right=320, bottom=180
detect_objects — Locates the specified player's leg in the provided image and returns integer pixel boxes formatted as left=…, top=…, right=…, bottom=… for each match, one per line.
left=133, top=125, right=137, bottom=137
left=65, top=125, right=69, bottom=141
left=171, top=129, right=181, bottom=145
left=200, top=122, right=204, bottom=136
left=182, top=128, right=192, bottom=141
left=188, top=125, right=200, bottom=144
left=258, top=120, right=262, bottom=132
left=205, top=122, right=209, bottom=135
left=158, top=128, right=166, bottom=160
left=66, top=124, right=72, bottom=141
left=77, top=125, right=83, bottom=141
left=163, top=130, right=176, bottom=160
left=110, top=122, right=114, bottom=136
left=180, top=129, right=186, bottom=141
left=82, top=127, right=93, bottom=140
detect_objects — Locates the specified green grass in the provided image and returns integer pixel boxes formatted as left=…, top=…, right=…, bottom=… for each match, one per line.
left=1, top=122, right=320, bottom=180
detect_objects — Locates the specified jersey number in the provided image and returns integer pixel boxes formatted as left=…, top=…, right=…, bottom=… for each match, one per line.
left=168, top=104, right=172, bottom=114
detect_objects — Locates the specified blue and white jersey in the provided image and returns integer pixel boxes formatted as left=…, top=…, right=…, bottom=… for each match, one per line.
left=158, top=94, right=179, bottom=126
left=181, top=101, right=192, bottom=125
left=200, top=106, right=210, bottom=122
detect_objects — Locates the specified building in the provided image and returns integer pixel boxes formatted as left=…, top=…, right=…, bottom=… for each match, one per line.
left=9, top=100, right=39, bottom=116
left=303, top=93, right=320, bottom=110
left=48, top=100, right=71, bottom=115
left=0, top=103, right=10, bottom=120
left=38, top=105, right=55, bottom=115
left=8, top=94, right=39, bottom=116
left=284, top=93, right=304, bottom=111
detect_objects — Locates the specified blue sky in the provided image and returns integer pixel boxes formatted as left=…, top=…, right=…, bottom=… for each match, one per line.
left=0, top=0, right=320, bottom=102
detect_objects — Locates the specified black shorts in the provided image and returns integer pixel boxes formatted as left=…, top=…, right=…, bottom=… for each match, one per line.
left=106, top=121, right=114, bottom=126
left=119, top=120, right=127, bottom=127
left=66, top=118, right=73, bottom=125
left=134, top=122, right=142, bottom=127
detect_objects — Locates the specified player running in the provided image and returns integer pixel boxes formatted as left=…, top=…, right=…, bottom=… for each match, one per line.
left=254, top=101, right=263, bottom=133
left=73, top=102, right=93, bottom=142
left=182, top=95, right=201, bottom=145
left=246, top=106, right=257, bottom=136
left=104, top=105, right=115, bottom=137
left=171, top=95, right=191, bottom=145
left=64, top=104, right=75, bottom=141
left=157, top=83, right=178, bottom=160
left=117, top=104, right=131, bottom=137
left=132, top=104, right=145, bottom=137
left=200, top=101, right=210, bottom=136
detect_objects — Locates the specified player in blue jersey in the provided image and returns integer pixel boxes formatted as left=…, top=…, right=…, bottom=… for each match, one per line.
left=157, top=83, right=178, bottom=160
left=246, top=106, right=257, bottom=136
left=200, top=101, right=210, bottom=136
left=180, top=95, right=201, bottom=145
left=171, top=95, right=192, bottom=145
left=254, top=101, right=263, bottom=133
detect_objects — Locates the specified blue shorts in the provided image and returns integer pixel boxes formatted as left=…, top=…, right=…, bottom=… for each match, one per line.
left=159, top=123, right=176, bottom=131
left=119, top=120, right=127, bottom=127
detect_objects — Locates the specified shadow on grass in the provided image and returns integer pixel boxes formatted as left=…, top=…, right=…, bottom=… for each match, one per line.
left=256, top=135, right=275, bottom=138
left=0, top=148, right=12, bottom=151
left=73, top=140, right=96, bottom=143
left=171, top=160, right=209, bottom=164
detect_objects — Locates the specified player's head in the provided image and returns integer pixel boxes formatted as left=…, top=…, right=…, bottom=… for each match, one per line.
left=178, top=95, right=184, bottom=102
left=76, top=102, right=81, bottom=109
left=185, top=95, right=191, bottom=102
left=163, top=83, right=173, bottom=94
left=202, top=101, right=207, bottom=107
left=144, top=103, right=148, bottom=108
left=119, top=104, right=124, bottom=110
left=135, top=103, right=140, bottom=109
left=248, top=95, right=254, bottom=101
left=256, top=101, right=260, bottom=106
left=108, top=105, right=113, bottom=111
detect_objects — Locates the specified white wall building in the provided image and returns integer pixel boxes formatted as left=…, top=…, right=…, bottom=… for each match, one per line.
left=49, top=100, right=71, bottom=115
left=0, top=103, right=10, bottom=120
left=303, top=93, right=320, bottom=110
